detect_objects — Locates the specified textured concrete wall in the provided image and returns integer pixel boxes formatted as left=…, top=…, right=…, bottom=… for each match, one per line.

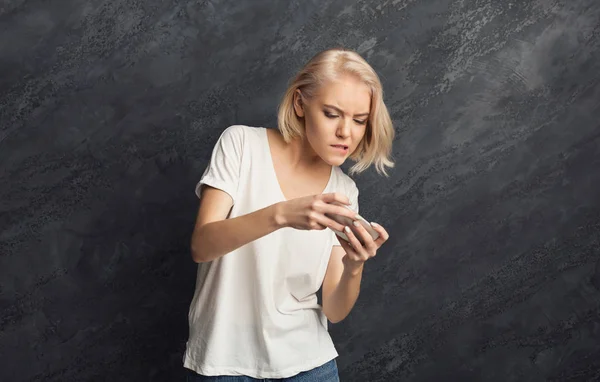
left=1, top=0, right=599, bottom=381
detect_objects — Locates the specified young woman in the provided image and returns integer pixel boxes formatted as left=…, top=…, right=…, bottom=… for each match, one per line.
left=183, top=47, right=395, bottom=381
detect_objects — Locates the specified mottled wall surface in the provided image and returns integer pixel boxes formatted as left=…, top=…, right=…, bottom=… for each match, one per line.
left=1, top=0, right=599, bottom=381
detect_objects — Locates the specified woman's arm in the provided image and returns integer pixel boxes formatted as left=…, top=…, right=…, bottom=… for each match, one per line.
left=321, top=246, right=364, bottom=323
left=191, top=185, right=285, bottom=263
left=191, top=187, right=356, bottom=263
left=322, top=219, right=390, bottom=323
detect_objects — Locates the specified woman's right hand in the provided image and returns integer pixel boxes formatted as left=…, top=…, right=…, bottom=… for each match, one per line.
left=275, top=192, right=358, bottom=232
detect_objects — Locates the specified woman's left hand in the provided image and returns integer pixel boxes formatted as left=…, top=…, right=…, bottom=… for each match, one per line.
left=338, top=220, right=389, bottom=273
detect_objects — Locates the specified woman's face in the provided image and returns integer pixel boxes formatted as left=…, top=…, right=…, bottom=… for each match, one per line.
left=294, top=74, right=371, bottom=167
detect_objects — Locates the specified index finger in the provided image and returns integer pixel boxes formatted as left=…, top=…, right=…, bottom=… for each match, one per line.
left=323, top=203, right=358, bottom=221
left=321, top=192, right=351, bottom=206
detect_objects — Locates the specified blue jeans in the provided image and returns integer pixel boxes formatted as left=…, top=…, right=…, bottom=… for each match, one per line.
left=185, top=359, right=339, bottom=382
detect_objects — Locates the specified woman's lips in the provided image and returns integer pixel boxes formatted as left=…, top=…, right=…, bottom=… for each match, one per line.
left=331, top=145, right=348, bottom=153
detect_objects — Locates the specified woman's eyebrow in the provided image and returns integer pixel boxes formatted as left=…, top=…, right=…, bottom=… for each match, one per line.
left=324, top=104, right=369, bottom=117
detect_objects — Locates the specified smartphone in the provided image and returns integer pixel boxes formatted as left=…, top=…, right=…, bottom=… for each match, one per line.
left=325, top=202, right=380, bottom=246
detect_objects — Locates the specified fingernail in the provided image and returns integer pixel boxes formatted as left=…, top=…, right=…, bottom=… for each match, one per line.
left=371, top=222, right=378, bottom=227
left=353, top=220, right=360, bottom=227
left=344, top=226, right=351, bottom=233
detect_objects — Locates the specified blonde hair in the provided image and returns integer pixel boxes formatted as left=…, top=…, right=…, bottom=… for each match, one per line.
left=277, top=47, right=395, bottom=177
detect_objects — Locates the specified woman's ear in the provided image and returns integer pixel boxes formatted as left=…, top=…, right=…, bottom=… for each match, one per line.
left=293, top=89, right=305, bottom=118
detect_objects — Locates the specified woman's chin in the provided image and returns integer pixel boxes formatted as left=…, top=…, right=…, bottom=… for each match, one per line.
left=327, top=156, right=347, bottom=167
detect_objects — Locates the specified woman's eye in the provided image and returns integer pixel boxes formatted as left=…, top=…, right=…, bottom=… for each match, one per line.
left=355, top=119, right=367, bottom=125
left=324, top=112, right=338, bottom=119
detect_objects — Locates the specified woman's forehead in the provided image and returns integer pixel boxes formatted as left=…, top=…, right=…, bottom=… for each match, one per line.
left=315, top=78, right=371, bottom=111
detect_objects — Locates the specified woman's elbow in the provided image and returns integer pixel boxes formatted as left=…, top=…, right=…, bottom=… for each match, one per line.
left=191, top=251, right=203, bottom=263
left=190, top=239, right=206, bottom=263
left=328, top=317, right=343, bottom=324
left=322, top=306, right=344, bottom=324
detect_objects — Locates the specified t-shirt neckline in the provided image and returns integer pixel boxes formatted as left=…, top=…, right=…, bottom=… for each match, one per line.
left=262, top=127, right=334, bottom=202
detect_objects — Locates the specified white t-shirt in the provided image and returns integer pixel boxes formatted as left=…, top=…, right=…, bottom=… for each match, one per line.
left=183, top=125, right=359, bottom=379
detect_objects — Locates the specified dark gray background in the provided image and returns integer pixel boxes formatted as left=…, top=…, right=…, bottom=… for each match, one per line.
left=1, top=0, right=599, bottom=381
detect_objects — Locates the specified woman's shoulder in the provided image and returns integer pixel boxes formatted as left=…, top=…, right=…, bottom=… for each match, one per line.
left=222, top=124, right=264, bottom=135
left=216, top=125, right=264, bottom=148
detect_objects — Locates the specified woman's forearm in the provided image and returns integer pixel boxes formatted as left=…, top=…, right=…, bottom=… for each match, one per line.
left=191, top=203, right=285, bottom=263
left=323, top=264, right=364, bottom=323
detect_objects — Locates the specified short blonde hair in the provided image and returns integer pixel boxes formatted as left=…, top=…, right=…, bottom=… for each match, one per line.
left=277, top=47, right=395, bottom=177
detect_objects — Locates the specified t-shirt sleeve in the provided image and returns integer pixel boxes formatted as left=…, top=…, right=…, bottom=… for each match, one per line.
left=332, top=181, right=360, bottom=247
left=194, top=125, right=245, bottom=205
